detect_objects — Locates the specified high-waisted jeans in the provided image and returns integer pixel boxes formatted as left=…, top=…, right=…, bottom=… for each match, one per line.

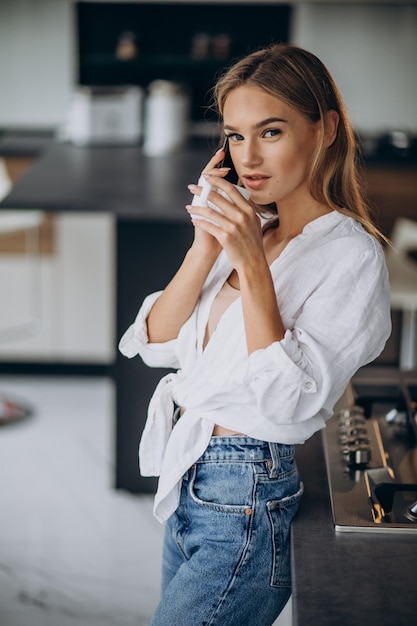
left=149, top=436, right=303, bottom=626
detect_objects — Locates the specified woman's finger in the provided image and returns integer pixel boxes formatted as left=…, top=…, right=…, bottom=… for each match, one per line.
left=201, top=147, right=228, bottom=174
left=202, top=175, right=252, bottom=214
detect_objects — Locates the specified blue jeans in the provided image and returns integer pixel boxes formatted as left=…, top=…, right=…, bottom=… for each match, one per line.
left=149, top=436, right=303, bottom=626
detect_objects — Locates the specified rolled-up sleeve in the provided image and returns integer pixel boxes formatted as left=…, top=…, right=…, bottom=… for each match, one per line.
left=240, top=332, right=320, bottom=425
left=118, top=291, right=180, bottom=369
left=240, top=243, right=391, bottom=426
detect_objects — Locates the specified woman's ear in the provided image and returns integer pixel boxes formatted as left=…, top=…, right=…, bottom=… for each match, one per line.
left=324, top=110, right=339, bottom=147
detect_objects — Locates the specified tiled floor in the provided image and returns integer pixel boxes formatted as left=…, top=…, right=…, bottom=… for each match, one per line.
left=0, top=376, right=291, bottom=626
left=0, top=376, right=163, bottom=626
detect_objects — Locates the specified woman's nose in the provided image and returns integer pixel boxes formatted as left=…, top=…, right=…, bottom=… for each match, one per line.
left=239, top=141, right=262, bottom=168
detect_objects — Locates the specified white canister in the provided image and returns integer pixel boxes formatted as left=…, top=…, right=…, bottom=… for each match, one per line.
left=143, top=80, right=190, bottom=156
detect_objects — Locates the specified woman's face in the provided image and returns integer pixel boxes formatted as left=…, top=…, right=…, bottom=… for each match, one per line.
left=222, top=85, right=322, bottom=208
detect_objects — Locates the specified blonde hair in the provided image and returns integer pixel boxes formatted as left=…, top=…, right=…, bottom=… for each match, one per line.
left=214, top=44, right=386, bottom=242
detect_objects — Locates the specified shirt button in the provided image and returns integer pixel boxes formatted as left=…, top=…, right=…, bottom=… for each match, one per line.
left=305, top=381, right=314, bottom=391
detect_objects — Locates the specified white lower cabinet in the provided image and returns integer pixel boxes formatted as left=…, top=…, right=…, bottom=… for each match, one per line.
left=0, top=212, right=115, bottom=363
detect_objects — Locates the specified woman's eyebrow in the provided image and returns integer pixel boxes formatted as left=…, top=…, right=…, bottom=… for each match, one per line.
left=224, top=117, right=288, bottom=132
left=254, top=117, right=288, bottom=129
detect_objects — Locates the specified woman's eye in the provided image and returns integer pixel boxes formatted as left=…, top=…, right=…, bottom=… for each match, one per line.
left=227, top=133, right=243, bottom=142
left=263, top=129, right=281, bottom=138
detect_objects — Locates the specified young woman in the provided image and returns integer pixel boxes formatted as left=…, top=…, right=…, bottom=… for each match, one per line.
left=119, top=44, right=391, bottom=625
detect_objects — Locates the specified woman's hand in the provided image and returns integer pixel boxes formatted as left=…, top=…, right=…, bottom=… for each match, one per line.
left=188, top=173, right=285, bottom=354
left=187, top=149, right=231, bottom=259
left=187, top=173, right=265, bottom=273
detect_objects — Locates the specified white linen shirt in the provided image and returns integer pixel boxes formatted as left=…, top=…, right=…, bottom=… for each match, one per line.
left=119, top=211, right=391, bottom=523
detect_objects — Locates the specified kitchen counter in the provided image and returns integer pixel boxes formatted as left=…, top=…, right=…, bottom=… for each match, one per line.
left=0, top=136, right=212, bottom=218
left=293, top=430, right=417, bottom=626
left=2, top=140, right=417, bottom=624
left=292, top=370, right=417, bottom=626
left=2, top=133, right=415, bottom=238
left=0, top=129, right=54, bottom=157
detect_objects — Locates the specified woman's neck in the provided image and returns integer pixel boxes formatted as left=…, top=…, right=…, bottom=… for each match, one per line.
left=276, top=199, right=332, bottom=242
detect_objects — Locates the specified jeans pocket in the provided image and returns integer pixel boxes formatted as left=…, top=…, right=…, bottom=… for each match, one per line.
left=266, top=482, right=304, bottom=587
left=189, top=461, right=254, bottom=513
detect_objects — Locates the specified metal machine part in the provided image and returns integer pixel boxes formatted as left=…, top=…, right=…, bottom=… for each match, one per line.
left=323, top=381, right=417, bottom=533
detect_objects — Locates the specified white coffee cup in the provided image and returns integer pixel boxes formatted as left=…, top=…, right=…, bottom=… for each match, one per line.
left=191, top=176, right=250, bottom=225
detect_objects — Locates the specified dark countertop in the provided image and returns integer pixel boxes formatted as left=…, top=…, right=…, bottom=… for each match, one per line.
left=0, top=139, right=215, bottom=220
left=293, top=427, right=417, bottom=626
left=2, top=138, right=417, bottom=624
left=2, top=138, right=416, bottom=221
left=0, top=129, right=55, bottom=157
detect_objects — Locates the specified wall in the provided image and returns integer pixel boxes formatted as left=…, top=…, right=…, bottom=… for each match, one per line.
left=0, top=0, right=74, bottom=129
left=291, top=2, right=417, bottom=133
left=0, top=0, right=416, bottom=133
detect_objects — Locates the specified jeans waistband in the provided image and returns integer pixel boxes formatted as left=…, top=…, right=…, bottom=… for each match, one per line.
left=196, top=436, right=295, bottom=478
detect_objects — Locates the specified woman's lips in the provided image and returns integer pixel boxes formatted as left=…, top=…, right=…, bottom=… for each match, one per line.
left=242, top=175, right=270, bottom=191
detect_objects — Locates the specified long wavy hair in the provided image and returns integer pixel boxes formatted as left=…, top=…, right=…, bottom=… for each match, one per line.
left=213, top=44, right=385, bottom=242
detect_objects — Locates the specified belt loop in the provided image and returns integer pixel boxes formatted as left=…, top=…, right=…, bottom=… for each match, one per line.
left=267, top=442, right=280, bottom=478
